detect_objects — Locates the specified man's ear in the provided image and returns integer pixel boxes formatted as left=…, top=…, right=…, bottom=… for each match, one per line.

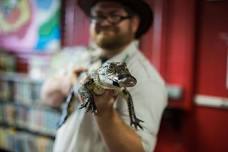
left=131, top=16, right=140, bottom=34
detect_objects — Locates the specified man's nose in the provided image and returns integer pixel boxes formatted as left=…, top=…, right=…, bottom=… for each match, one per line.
left=98, top=18, right=113, bottom=26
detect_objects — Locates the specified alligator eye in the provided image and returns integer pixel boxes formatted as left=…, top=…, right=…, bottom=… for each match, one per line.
left=107, top=67, right=114, bottom=73
left=118, top=66, right=127, bottom=74
left=107, top=64, right=116, bottom=73
left=112, top=81, right=120, bottom=87
left=110, top=64, right=115, bottom=69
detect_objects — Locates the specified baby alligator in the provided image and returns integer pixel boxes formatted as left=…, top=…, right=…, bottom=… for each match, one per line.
left=58, top=62, right=143, bottom=130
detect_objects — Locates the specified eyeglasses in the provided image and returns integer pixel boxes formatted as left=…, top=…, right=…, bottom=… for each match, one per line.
left=90, top=14, right=132, bottom=25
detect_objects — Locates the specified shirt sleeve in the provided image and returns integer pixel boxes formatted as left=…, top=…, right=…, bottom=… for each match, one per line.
left=116, top=79, right=167, bottom=152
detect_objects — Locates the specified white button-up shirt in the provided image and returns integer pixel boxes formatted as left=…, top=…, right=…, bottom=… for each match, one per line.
left=53, top=41, right=167, bottom=152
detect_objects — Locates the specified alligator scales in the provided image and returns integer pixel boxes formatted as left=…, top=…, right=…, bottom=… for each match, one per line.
left=59, top=62, right=143, bottom=130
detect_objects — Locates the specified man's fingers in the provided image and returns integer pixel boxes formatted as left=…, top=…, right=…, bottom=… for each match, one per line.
left=105, top=90, right=118, bottom=97
left=96, top=90, right=118, bottom=102
left=73, top=68, right=88, bottom=76
left=70, top=67, right=88, bottom=84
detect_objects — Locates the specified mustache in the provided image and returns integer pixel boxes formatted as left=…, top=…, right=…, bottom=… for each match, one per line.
left=96, top=26, right=118, bottom=33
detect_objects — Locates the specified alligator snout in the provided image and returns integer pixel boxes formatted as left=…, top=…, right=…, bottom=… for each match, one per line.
left=117, top=74, right=137, bottom=87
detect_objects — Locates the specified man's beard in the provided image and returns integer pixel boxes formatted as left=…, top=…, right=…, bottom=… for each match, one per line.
left=95, top=30, right=133, bottom=51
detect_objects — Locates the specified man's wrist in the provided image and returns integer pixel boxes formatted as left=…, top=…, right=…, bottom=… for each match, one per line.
left=95, top=107, right=116, bottom=119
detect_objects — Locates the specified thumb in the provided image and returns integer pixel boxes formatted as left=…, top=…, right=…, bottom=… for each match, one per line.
left=73, top=67, right=88, bottom=77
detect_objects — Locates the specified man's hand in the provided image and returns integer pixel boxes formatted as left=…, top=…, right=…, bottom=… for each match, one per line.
left=86, top=90, right=144, bottom=152
left=41, top=67, right=87, bottom=108
left=93, top=91, right=145, bottom=152
left=93, top=90, right=118, bottom=116
left=70, top=67, right=88, bottom=85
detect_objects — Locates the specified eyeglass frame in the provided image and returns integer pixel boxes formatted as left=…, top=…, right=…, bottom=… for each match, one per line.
left=89, top=14, right=133, bottom=25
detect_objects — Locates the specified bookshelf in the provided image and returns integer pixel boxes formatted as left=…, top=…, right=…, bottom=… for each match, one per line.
left=0, top=72, right=61, bottom=152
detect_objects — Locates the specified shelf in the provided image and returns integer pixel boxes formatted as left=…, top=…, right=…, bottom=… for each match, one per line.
left=0, top=71, right=43, bottom=83
left=0, top=127, right=54, bottom=152
left=0, top=123, right=55, bottom=140
left=0, top=102, right=61, bottom=138
left=0, top=100, right=61, bottom=113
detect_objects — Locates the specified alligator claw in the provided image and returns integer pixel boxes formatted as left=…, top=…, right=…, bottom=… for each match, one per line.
left=131, top=117, right=144, bottom=130
left=79, top=100, right=97, bottom=113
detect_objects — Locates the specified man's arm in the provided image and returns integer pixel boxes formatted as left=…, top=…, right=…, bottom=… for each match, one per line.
left=41, top=68, right=87, bottom=108
left=40, top=74, right=72, bottom=108
left=94, top=91, right=145, bottom=152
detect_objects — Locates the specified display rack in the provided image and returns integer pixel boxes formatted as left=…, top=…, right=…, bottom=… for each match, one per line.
left=0, top=72, right=61, bottom=152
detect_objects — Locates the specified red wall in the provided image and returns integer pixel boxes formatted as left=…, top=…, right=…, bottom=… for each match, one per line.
left=194, top=107, right=228, bottom=152
left=155, top=0, right=197, bottom=110
left=156, top=0, right=228, bottom=152
left=194, top=1, right=228, bottom=152
left=196, top=0, right=228, bottom=97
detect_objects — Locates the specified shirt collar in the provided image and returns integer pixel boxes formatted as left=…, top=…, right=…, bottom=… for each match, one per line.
left=89, top=40, right=139, bottom=68
left=108, top=40, right=139, bottom=63
left=89, top=40, right=138, bottom=71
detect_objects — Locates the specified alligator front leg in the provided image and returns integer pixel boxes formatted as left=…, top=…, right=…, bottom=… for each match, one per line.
left=78, top=85, right=97, bottom=113
left=122, top=89, right=144, bottom=130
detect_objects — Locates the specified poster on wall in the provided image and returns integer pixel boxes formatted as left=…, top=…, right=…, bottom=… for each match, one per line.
left=0, top=0, right=61, bottom=53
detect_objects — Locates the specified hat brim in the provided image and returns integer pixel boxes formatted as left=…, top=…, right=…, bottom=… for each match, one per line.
left=78, top=0, right=153, bottom=38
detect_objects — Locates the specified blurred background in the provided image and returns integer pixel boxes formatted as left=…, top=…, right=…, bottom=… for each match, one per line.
left=0, top=0, right=227, bottom=152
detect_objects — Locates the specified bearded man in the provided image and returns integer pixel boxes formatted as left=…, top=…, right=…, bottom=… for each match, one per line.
left=41, top=0, right=167, bottom=152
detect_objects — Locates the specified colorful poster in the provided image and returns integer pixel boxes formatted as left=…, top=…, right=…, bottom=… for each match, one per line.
left=0, top=0, right=61, bottom=52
